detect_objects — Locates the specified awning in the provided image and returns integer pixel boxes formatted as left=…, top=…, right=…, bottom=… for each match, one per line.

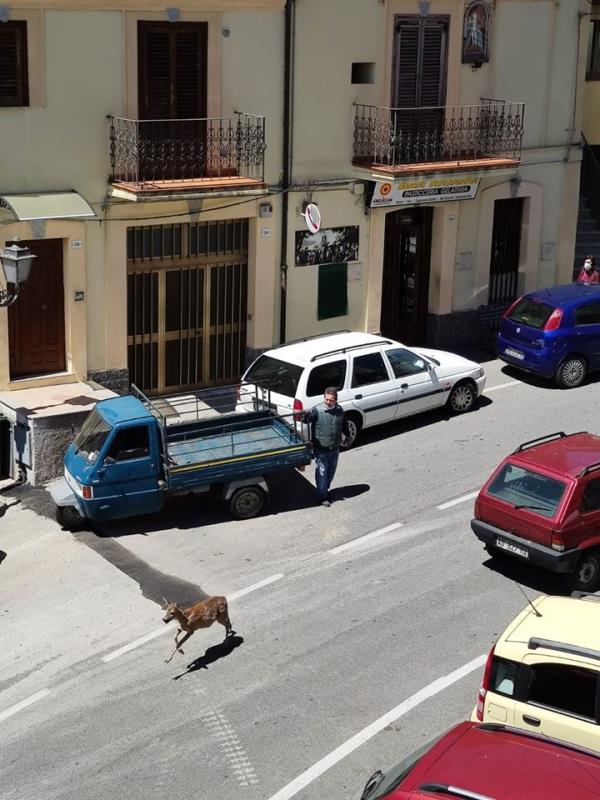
left=0, top=191, right=95, bottom=222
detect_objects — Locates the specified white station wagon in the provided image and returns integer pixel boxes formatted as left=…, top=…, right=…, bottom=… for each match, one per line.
left=237, top=331, right=486, bottom=447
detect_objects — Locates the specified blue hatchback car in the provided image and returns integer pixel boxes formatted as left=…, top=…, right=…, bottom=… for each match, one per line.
left=496, top=284, right=600, bottom=388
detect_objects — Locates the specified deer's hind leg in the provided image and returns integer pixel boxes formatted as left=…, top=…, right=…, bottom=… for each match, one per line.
left=218, top=609, right=233, bottom=637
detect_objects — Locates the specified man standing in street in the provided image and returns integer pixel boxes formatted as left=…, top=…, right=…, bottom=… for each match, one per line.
left=303, top=387, right=349, bottom=506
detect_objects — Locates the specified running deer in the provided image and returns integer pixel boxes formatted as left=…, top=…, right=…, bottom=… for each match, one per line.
left=162, top=596, right=233, bottom=664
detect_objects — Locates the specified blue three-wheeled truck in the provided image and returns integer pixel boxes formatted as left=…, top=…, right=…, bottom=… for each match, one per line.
left=49, top=384, right=312, bottom=530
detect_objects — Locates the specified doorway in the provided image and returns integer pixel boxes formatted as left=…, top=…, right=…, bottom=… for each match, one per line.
left=488, top=197, right=524, bottom=305
left=8, top=238, right=66, bottom=378
left=380, top=207, right=433, bottom=344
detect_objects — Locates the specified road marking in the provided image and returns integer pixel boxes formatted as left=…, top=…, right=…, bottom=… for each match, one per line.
left=437, top=490, right=479, bottom=510
left=0, top=688, right=51, bottom=722
left=101, top=573, right=284, bottom=663
left=485, top=380, right=520, bottom=392
left=328, top=523, right=403, bottom=554
left=266, top=652, right=487, bottom=800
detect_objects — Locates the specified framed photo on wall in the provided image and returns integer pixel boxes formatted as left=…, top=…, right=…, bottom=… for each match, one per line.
left=295, top=226, right=359, bottom=266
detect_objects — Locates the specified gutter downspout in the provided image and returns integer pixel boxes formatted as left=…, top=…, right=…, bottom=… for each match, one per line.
left=280, top=0, right=295, bottom=344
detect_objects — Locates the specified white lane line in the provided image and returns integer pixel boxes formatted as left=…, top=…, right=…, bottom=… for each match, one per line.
left=101, top=573, right=284, bottom=663
left=327, top=523, right=403, bottom=554
left=0, top=688, right=51, bottom=722
left=266, top=653, right=487, bottom=800
left=485, top=380, right=520, bottom=392
left=437, top=490, right=479, bottom=510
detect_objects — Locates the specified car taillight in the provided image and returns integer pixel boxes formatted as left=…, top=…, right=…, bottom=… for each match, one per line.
left=543, top=308, right=563, bottom=331
left=476, top=645, right=495, bottom=721
left=551, top=529, right=565, bottom=552
left=474, top=495, right=481, bottom=518
left=236, top=384, right=241, bottom=402
left=502, top=297, right=522, bottom=319
left=293, top=398, right=304, bottom=422
left=82, top=485, right=93, bottom=500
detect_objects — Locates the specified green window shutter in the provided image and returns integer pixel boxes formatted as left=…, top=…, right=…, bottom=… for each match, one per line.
left=318, top=263, right=348, bottom=320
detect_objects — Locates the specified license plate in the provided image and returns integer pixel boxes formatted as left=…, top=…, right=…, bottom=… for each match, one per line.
left=496, top=538, right=529, bottom=559
left=505, top=347, right=525, bottom=360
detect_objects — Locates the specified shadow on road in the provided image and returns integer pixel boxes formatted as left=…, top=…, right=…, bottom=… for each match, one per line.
left=330, top=483, right=370, bottom=502
left=0, top=499, right=20, bottom=517
left=0, top=549, right=6, bottom=566
left=172, top=634, right=244, bottom=680
left=483, top=553, right=570, bottom=597
left=500, top=363, right=600, bottom=392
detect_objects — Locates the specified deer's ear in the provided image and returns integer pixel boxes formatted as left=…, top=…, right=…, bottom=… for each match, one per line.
left=162, top=597, right=169, bottom=607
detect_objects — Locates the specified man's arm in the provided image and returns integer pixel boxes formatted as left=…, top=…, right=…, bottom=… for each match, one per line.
left=302, top=408, right=318, bottom=424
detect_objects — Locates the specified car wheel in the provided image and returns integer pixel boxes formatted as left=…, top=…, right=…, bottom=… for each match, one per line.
left=447, top=381, right=476, bottom=414
left=228, top=486, right=265, bottom=520
left=555, top=356, right=587, bottom=389
left=341, top=413, right=361, bottom=450
left=567, top=549, right=600, bottom=593
left=55, top=504, right=85, bottom=531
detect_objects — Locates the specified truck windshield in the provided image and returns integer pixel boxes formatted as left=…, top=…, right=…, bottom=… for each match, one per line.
left=74, top=410, right=112, bottom=464
left=245, top=355, right=303, bottom=398
left=487, top=463, right=566, bottom=517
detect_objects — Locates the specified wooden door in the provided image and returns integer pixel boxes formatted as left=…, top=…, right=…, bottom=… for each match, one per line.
left=8, top=238, right=66, bottom=377
left=391, top=17, right=448, bottom=162
left=380, top=207, right=433, bottom=345
left=138, top=22, right=208, bottom=181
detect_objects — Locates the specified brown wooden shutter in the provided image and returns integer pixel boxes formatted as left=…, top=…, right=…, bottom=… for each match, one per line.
left=176, top=29, right=207, bottom=118
left=392, top=20, right=419, bottom=108
left=0, top=22, right=29, bottom=107
left=391, top=17, right=447, bottom=109
left=420, top=21, right=447, bottom=106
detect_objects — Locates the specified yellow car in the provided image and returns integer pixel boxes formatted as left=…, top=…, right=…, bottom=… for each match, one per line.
left=472, top=594, right=600, bottom=751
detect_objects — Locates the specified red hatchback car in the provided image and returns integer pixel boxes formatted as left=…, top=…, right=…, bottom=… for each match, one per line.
left=471, top=431, right=600, bottom=592
left=359, top=721, right=600, bottom=799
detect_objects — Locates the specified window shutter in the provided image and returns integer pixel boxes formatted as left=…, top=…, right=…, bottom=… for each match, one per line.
left=391, top=17, right=447, bottom=109
left=176, top=28, right=207, bottom=118
left=392, top=21, right=419, bottom=107
left=139, top=26, right=171, bottom=119
left=419, top=22, right=446, bottom=106
left=0, top=22, right=28, bottom=107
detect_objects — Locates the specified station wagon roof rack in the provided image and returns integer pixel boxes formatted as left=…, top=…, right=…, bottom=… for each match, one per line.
left=580, top=461, right=600, bottom=477
left=512, top=431, right=586, bottom=453
left=271, top=330, right=351, bottom=349
left=528, top=637, right=600, bottom=663
left=310, top=339, right=394, bottom=362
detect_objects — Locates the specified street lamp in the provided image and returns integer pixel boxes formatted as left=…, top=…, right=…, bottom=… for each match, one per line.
left=0, top=241, right=37, bottom=306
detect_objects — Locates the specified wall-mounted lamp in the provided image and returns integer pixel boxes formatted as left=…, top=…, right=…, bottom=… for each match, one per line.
left=222, top=27, right=231, bottom=38
left=0, top=6, right=10, bottom=23
left=418, top=0, right=430, bottom=16
left=166, top=7, right=180, bottom=22
left=0, top=240, right=37, bottom=306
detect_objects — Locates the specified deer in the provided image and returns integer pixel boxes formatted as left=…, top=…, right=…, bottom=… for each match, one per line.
left=162, top=595, right=233, bottom=664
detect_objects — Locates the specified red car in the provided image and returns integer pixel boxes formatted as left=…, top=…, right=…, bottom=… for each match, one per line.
left=471, top=431, right=600, bottom=592
left=360, top=721, right=600, bottom=799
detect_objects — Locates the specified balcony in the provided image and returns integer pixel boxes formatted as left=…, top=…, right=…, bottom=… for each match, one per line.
left=108, top=113, right=266, bottom=196
left=353, top=99, right=524, bottom=176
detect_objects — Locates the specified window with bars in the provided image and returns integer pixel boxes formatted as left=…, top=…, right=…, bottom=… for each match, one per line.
left=588, top=19, right=600, bottom=80
left=127, top=221, right=249, bottom=262
left=0, top=21, right=29, bottom=107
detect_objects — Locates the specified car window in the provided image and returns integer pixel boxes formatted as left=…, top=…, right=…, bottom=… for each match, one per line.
left=244, top=355, right=303, bottom=398
left=527, top=663, right=598, bottom=720
left=582, top=478, right=600, bottom=513
left=306, top=360, right=347, bottom=397
left=385, top=348, right=427, bottom=378
left=351, top=352, right=390, bottom=388
left=106, top=426, right=149, bottom=462
left=576, top=303, right=600, bottom=326
left=491, top=657, right=518, bottom=697
left=487, top=463, right=567, bottom=517
left=507, top=297, right=556, bottom=329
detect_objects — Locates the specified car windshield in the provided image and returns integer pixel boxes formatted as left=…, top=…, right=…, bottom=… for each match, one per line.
left=507, top=297, right=556, bottom=329
left=244, top=355, right=303, bottom=399
left=74, top=409, right=112, bottom=464
left=487, top=463, right=567, bottom=517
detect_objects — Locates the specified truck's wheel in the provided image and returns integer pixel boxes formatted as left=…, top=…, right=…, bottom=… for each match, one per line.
left=567, top=549, right=600, bottom=593
left=229, top=486, right=265, bottom=520
left=55, top=504, right=85, bottom=531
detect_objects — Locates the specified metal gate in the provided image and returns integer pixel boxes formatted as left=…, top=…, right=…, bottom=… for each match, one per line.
left=488, top=198, right=523, bottom=305
left=127, top=220, right=248, bottom=394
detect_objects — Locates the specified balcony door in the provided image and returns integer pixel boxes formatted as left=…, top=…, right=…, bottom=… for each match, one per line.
left=380, top=207, right=433, bottom=345
left=391, top=16, right=448, bottom=163
left=138, top=22, right=208, bottom=181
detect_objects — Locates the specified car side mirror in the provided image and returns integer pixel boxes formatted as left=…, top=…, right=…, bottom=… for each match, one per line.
left=102, top=456, right=116, bottom=468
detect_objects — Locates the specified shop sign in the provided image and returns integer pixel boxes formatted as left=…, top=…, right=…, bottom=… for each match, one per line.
left=371, top=176, right=480, bottom=207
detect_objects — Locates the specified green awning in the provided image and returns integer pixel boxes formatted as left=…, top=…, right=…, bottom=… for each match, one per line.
left=0, top=191, right=95, bottom=222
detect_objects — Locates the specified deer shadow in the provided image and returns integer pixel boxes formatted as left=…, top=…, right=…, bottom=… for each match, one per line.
left=172, top=634, right=244, bottom=681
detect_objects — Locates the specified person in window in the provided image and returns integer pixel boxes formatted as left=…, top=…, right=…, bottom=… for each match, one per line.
left=303, top=387, right=349, bottom=507
left=576, top=255, right=600, bottom=284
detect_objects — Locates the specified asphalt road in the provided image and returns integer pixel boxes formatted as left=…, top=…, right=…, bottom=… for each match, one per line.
left=1, top=357, right=596, bottom=800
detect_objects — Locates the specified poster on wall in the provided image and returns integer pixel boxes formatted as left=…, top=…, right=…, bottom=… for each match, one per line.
left=295, top=226, right=359, bottom=266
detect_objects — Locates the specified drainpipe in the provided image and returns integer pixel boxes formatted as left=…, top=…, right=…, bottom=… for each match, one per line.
left=280, top=0, right=295, bottom=344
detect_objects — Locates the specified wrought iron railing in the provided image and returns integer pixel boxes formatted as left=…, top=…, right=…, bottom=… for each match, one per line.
left=353, top=99, right=524, bottom=168
left=109, top=112, right=266, bottom=184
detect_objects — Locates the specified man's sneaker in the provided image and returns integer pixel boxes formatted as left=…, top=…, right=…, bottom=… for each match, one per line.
left=321, top=498, right=331, bottom=507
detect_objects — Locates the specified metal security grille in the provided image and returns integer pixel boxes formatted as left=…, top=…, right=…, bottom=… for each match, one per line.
left=488, top=198, right=523, bottom=306
left=127, top=220, right=248, bottom=394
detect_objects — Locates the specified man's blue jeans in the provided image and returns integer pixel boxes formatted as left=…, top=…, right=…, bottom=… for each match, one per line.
left=315, top=447, right=339, bottom=500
